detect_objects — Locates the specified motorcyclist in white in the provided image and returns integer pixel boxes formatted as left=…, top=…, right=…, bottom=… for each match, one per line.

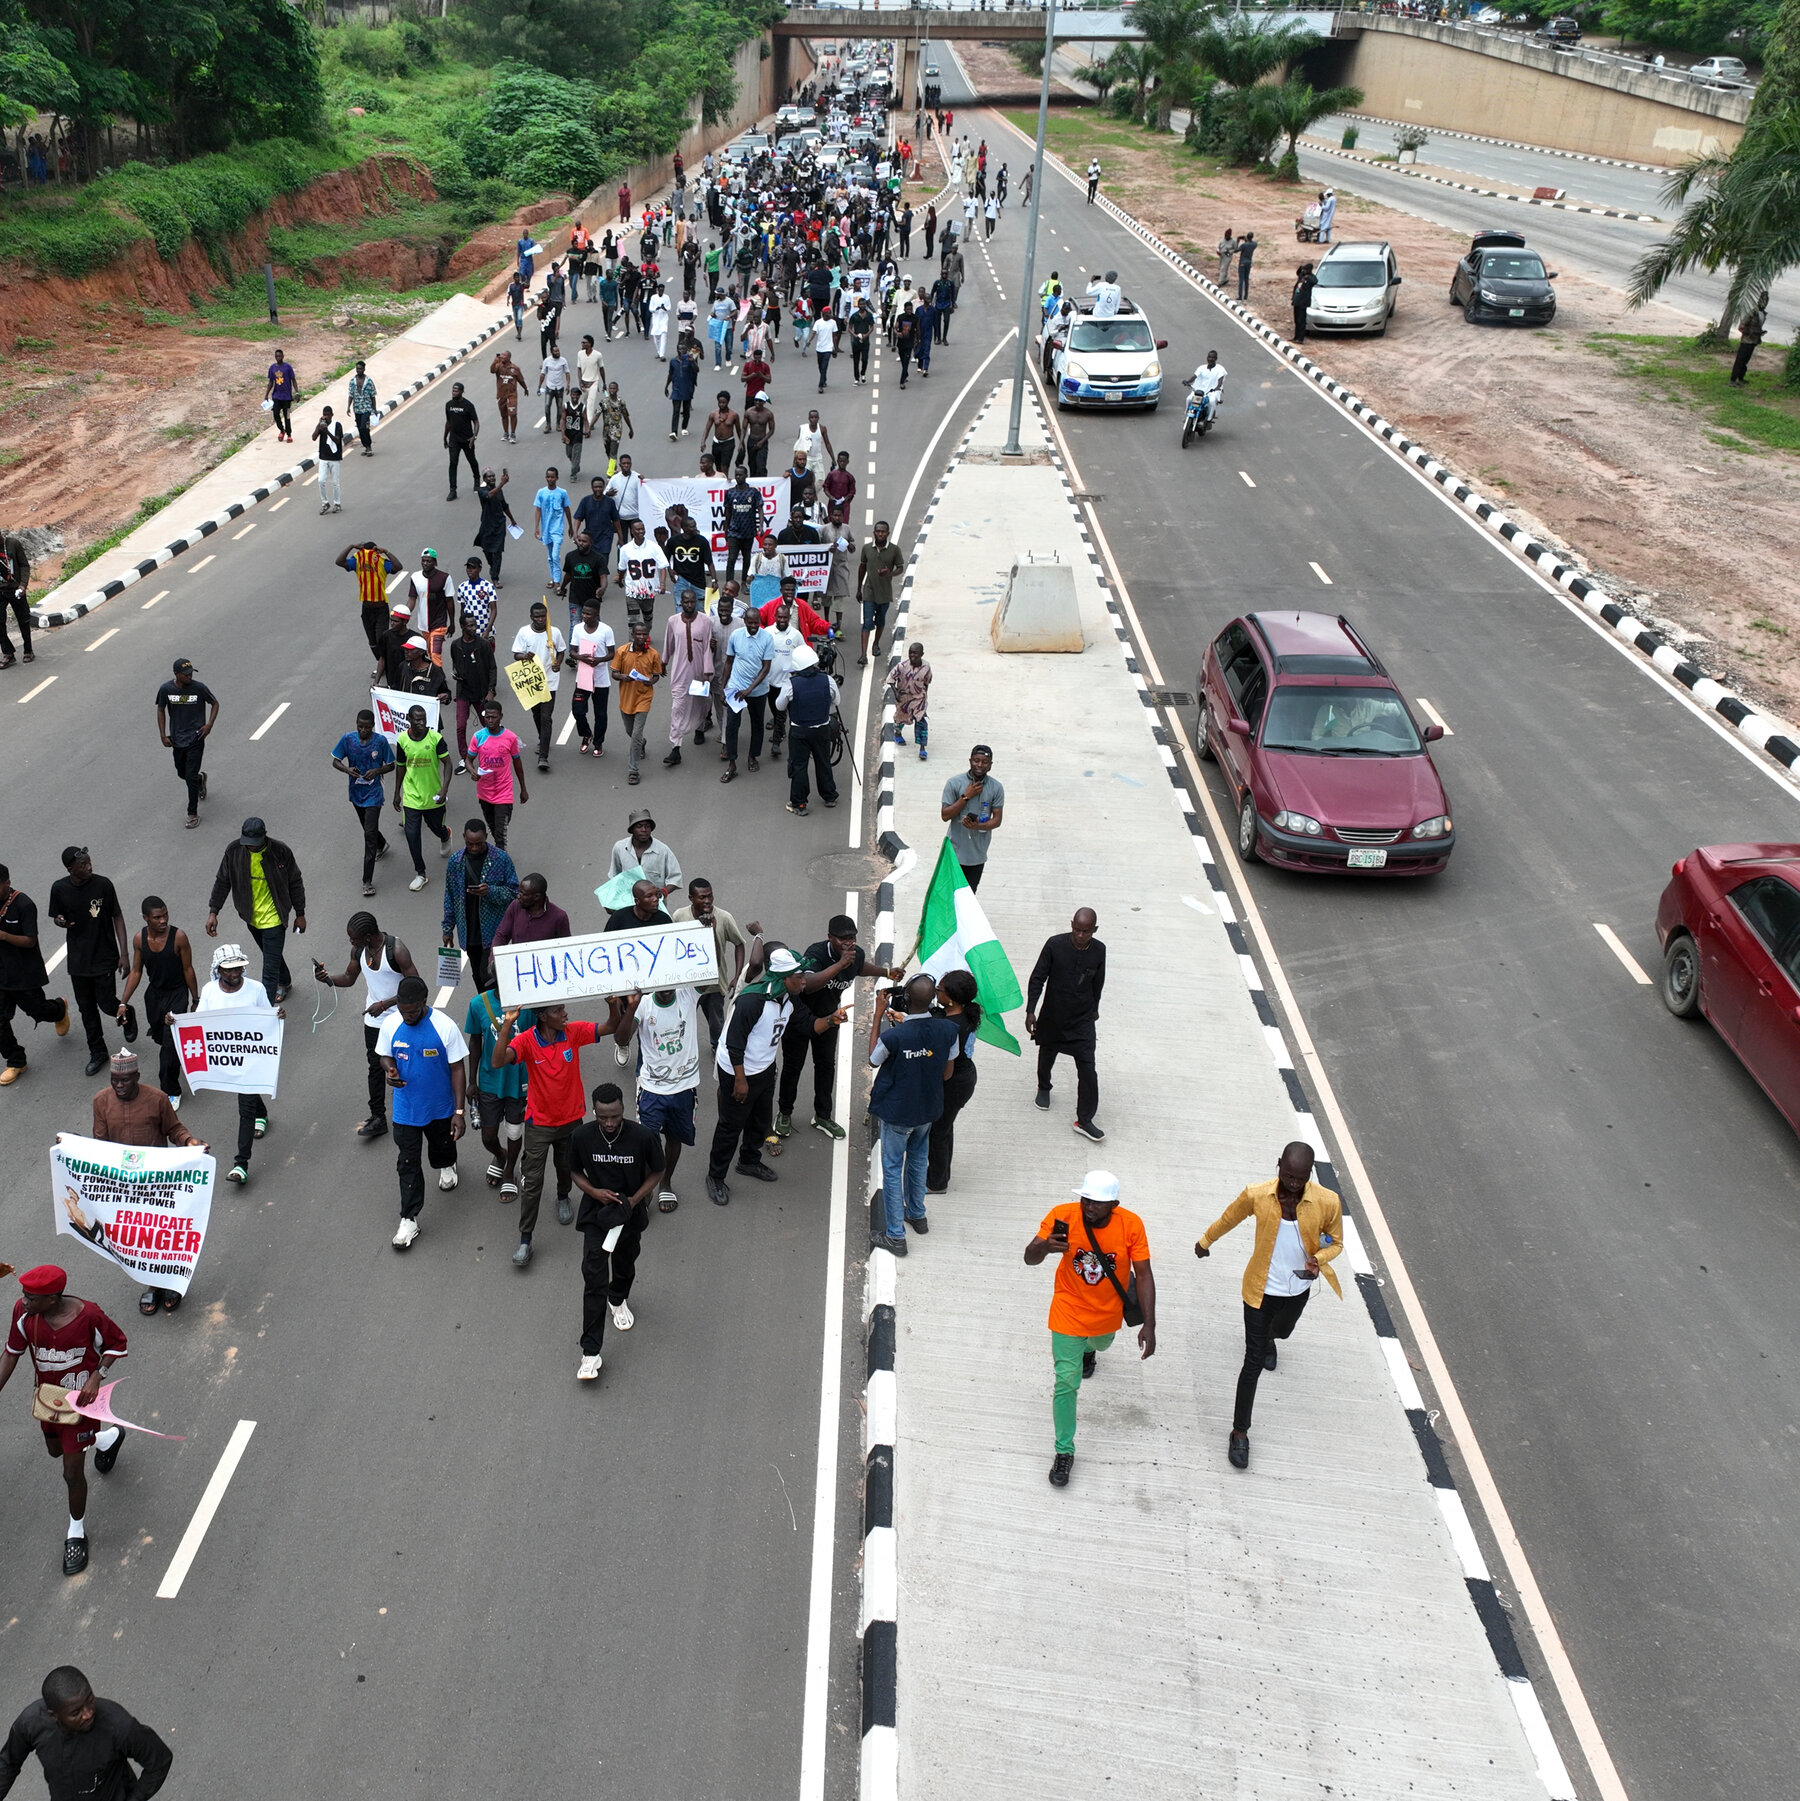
left=1187, top=351, right=1226, bottom=424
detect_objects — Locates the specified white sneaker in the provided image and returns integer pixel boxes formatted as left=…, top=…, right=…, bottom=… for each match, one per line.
left=392, top=1217, right=420, bottom=1250
left=614, top=1039, right=631, bottom=1065
left=167, top=1094, right=181, bottom=1112
left=408, top=873, right=428, bottom=892
left=438, top=1166, right=459, bottom=1191
left=611, top=1300, right=635, bottom=1331
left=577, top=1353, right=603, bottom=1380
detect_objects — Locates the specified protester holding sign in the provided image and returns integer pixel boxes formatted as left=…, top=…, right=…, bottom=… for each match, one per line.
left=192, top=942, right=282, bottom=1189
left=510, top=600, right=566, bottom=772
left=0, top=1266, right=130, bottom=1576
left=374, top=976, right=468, bottom=1252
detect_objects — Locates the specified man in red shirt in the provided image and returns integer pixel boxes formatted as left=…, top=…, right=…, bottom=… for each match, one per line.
left=0, top=1265, right=130, bottom=1575
left=493, top=1000, right=621, bottom=1266
left=740, top=350, right=771, bottom=404
left=617, top=181, right=631, bottom=223
left=821, top=451, right=857, bottom=515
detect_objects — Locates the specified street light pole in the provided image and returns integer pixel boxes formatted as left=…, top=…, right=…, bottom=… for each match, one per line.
left=1002, top=0, right=1057, bottom=456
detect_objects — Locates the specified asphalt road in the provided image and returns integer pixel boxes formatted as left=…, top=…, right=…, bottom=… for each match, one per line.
left=0, top=117, right=1007, bottom=1796
left=984, top=107, right=1800, bottom=1801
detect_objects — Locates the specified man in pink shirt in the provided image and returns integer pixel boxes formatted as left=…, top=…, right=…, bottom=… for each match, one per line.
left=822, top=452, right=857, bottom=514
left=470, top=699, right=528, bottom=847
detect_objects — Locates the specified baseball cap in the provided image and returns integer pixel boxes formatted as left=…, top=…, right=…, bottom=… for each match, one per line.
left=1074, top=1170, right=1121, bottom=1204
left=767, top=947, right=802, bottom=974
left=212, top=942, right=250, bottom=971
left=405, top=635, right=428, bottom=652
left=172, top=657, right=195, bottom=675
left=238, top=817, right=268, bottom=849
left=390, top=601, right=412, bottom=618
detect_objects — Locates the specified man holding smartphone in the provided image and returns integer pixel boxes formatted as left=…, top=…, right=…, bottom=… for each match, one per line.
left=1024, top=1169, right=1155, bottom=1489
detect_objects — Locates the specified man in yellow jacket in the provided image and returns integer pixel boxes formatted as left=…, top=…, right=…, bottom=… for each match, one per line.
left=1196, top=1141, right=1342, bottom=1471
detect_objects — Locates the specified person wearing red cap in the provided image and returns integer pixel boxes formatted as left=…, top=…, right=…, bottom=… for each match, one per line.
left=0, top=1266, right=130, bottom=1577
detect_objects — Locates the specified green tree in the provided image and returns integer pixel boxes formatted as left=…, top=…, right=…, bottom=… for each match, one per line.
left=1132, top=0, right=1212, bottom=130
left=1106, top=40, right=1159, bottom=122
left=1597, top=0, right=1777, bottom=57
left=0, top=7, right=75, bottom=130
left=1189, top=13, right=1319, bottom=165
left=1754, top=0, right=1800, bottom=113
left=1263, top=78, right=1364, bottom=180
left=1193, top=12, right=1318, bottom=89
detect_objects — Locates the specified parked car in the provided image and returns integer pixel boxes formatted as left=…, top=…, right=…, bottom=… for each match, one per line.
left=1657, top=844, right=1800, bottom=1133
left=1536, top=13, right=1582, bottom=39
left=1472, top=5, right=1504, bottom=20
left=1196, top=612, right=1454, bottom=875
left=1688, top=55, right=1752, bottom=86
left=1044, top=297, right=1169, bottom=410
left=1449, top=230, right=1558, bottom=325
left=1306, top=240, right=1402, bottom=336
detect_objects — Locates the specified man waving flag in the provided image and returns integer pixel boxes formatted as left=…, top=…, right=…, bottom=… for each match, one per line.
left=914, top=840, right=1024, bottom=1052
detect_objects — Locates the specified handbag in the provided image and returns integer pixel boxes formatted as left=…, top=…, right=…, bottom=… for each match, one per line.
left=1081, top=1213, right=1144, bottom=1328
left=33, top=1382, right=80, bottom=1425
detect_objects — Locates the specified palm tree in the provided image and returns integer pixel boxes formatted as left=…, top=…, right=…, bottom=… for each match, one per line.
left=1088, top=56, right=1117, bottom=106
left=1132, top=0, right=1213, bottom=131
left=1193, top=13, right=1319, bottom=91
left=1106, top=42, right=1160, bottom=124
left=1264, top=79, right=1365, bottom=180
left=1629, top=107, right=1800, bottom=338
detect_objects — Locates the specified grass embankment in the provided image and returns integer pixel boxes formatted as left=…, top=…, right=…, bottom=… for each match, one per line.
left=1587, top=334, right=1800, bottom=455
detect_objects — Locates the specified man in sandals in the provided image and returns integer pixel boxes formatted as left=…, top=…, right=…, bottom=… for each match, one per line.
left=0, top=1264, right=131, bottom=1576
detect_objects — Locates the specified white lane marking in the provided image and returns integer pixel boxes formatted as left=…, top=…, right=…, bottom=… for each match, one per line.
left=1239, top=471, right=1256, bottom=488
left=557, top=712, right=577, bottom=746
left=1508, top=1678, right=1580, bottom=1801
left=157, top=1419, right=256, bottom=1598
left=190, top=555, right=215, bottom=573
left=18, top=676, right=55, bottom=703
left=231, top=522, right=257, bottom=541
left=1593, top=922, right=1652, bottom=985
left=386, top=569, right=407, bottom=595
left=44, top=944, right=67, bottom=974
left=1180, top=893, right=1214, bottom=916
left=1309, top=560, right=1333, bottom=586
left=302, top=472, right=317, bottom=487
left=797, top=882, right=857, bottom=1801
left=1436, top=1487, right=1492, bottom=1582
left=85, top=628, right=119, bottom=653
left=1416, top=696, right=1454, bottom=735
left=1026, top=359, right=1630, bottom=1801
left=141, top=590, right=170, bottom=610
left=1379, top=1335, right=1423, bottom=1410
left=249, top=702, right=289, bottom=742
left=269, top=496, right=290, bottom=512
left=866, top=508, right=875, bottom=527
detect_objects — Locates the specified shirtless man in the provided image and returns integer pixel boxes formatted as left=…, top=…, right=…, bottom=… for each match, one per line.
left=490, top=349, right=526, bottom=445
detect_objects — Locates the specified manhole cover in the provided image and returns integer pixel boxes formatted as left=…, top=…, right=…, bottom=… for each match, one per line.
left=807, top=850, right=892, bottom=891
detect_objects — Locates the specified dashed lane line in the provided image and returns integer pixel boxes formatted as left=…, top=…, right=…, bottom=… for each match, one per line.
left=85, top=629, right=118, bottom=653
left=1416, top=697, right=1454, bottom=736
left=1239, top=471, right=1256, bottom=488
left=190, top=555, right=215, bottom=573
left=141, top=590, right=170, bottom=610
left=249, top=702, right=289, bottom=742
left=1309, top=560, right=1333, bottom=585
left=1594, top=923, right=1652, bottom=985
left=157, top=1418, right=256, bottom=1599
left=17, top=676, right=55, bottom=703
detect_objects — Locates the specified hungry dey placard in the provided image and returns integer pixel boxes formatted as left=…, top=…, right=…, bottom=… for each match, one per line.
left=172, top=1008, right=284, bottom=1098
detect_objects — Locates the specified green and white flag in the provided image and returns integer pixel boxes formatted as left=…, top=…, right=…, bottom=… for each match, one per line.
left=915, top=839, right=1025, bottom=1054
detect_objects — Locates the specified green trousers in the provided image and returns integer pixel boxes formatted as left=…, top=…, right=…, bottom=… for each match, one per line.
left=1051, top=1329, right=1117, bottom=1455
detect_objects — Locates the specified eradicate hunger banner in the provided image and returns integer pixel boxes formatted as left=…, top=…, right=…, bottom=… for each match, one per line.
left=50, top=1134, right=217, bottom=1297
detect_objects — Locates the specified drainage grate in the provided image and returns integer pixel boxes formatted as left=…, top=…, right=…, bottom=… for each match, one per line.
left=1145, top=688, right=1194, bottom=708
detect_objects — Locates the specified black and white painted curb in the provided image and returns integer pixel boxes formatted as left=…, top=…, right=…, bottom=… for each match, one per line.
left=1302, top=134, right=1661, bottom=218
left=1076, top=183, right=1800, bottom=780
left=1343, top=112, right=1675, bottom=174
left=1021, top=377, right=1578, bottom=1800
left=32, top=309, right=514, bottom=630
left=857, top=388, right=1001, bottom=1801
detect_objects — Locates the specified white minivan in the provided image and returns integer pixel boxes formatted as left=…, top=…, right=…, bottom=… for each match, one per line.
left=1305, top=239, right=1402, bottom=337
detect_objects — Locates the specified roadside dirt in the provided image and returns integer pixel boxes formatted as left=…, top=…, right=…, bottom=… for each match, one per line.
left=954, top=53, right=1800, bottom=718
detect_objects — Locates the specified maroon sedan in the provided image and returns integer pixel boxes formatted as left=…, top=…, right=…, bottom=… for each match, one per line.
left=1197, top=611, right=1454, bottom=874
left=1657, top=844, right=1800, bottom=1133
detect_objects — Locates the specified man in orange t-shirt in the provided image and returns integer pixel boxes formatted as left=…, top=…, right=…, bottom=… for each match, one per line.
left=1024, top=1169, right=1155, bottom=1488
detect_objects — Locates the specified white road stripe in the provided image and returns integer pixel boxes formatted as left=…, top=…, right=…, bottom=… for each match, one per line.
left=386, top=570, right=407, bottom=594
left=141, top=590, right=170, bottom=610
left=1239, top=471, right=1256, bottom=488
left=157, top=1418, right=256, bottom=1598
left=269, top=496, right=290, bottom=512
left=44, top=944, right=67, bottom=974
left=85, top=628, right=119, bottom=653
left=557, top=713, right=577, bottom=746
left=866, top=508, right=875, bottom=526
left=1435, top=1487, right=1492, bottom=1582
left=191, top=555, right=215, bottom=572
left=1309, top=560, right=1333, bottom=585
left=1415, top=697, right=1454, bottom=735
left=249, top=702, right=289, bottom=741
left=232, top=522, right=257, bottom=541
left=302, top=472, right=317, bottom=487
left=1593, top=923, right=1652, bottom=985
left=17, top=676, right=55, bottom=703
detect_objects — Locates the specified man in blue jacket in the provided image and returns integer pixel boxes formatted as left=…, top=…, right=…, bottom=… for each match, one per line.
left=441, top=818, right=518, bottom=998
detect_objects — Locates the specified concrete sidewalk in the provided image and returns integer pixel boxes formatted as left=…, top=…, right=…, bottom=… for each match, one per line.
left=873, top=384, right=1553, bottom=1799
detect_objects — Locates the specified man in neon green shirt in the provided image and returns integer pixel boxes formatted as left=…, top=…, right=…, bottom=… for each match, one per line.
left=392, top=703, right=453, bottom=892
left=206, top=817, right=308, bottom=1003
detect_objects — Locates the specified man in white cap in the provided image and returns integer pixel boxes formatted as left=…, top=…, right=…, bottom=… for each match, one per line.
left=1023, top=1168, right=1156, bottom=1488
left=196, top=942, right=281, bottom=1189
left=705, top=944, right=813, bottom=1207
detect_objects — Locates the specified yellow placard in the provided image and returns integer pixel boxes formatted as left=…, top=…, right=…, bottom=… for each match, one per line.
left=506, top=657, right=549, bottom=707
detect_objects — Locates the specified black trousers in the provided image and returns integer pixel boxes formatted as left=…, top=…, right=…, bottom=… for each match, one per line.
left=171, top=740, right=205, bottom=813
left=958, top=861, right=985, bottom=891
left=572, top=686, right=609, bottom=749
left=579, top=1204, right=648, bottom=1354
left=530, top=698, right=555, bottom=760
left=394, top=1115, right=458, bottom=1219
left=1292, top=309, right=1308, bottom=344
left=747, top=439, right=770, bottom=476
left=448, top=441, right=480, bottom=493
left=69, top=969, right=120, bottom=1060
left=271, top=398, right=293, bottom=435
left=0, top=590, right=31, bottom=657
left=352, top=800, right=388, bottom=883
left=898, top=229, right=911, bottom=256
left=354, top=411, right=373, bottom=450
left=231, top=1092, right=268, bottom=1167
left=787, top=719, right=836, bottom=805
left=725, top=692, right=765, bottom=763
left=851, top=337, right=870, bottom=380
left=671, top=394, right=694, bottom=434
left=926, top=1057, right=977, bottom=1189
left=724, top=536, right=755, bottom=585
left=1036, top=1026, right=1098, bottom=1126
left=478, top=799, right=513, bottom=847
left=1234, top=1289, right=1311, bottom=1431
left=708, top=1064, right=776, bottom=1179
left=362, top=1023, right=387, bottom=1121
left=0, top=986, right=64, bottom=1067
left=778, top=1015, right=836, bottom=1119
left=1731, top=338, right=1758, bottom=382
left=699, top=989, right=725, bottom=1050
left=897, top=343, right=912, bottom=383
left=935, top=310, right=949, bottom=344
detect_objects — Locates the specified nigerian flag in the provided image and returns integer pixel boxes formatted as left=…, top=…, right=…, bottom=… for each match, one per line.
left=915, top=839, right=1025, bottom=1054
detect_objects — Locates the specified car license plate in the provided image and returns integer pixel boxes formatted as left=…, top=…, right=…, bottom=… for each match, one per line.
left=1509, top=307, right=1525, bottom=316
left=1103, top=391, right=1123, bottom=403
left=1347, top=848, right=1388, bottom=869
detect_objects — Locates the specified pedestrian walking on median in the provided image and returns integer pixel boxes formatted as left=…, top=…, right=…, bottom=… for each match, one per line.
left=1024, top=1169, right=1156, bottom=1488
left=312, top=406, right=346, bottom=513
left=1291, top=262, right=1317, bottom=344
left=868, top=973, right=960, bottom=1255
left=197, top=941, right=279, bottom=1188
left=0, top=528, right=33, bottom=667
left=926, top=969, right=981, bottom=1193
left=48, top=847, right=128, bottom=1079
left=1028, top=907, right=1105, bottom=1143
left=940, top=744, right=1003, bottom=890
left=311, top=911, right=418, bottom=1146
left=1237, top=231, right=1258, bottom=302
left=571, top=1083, right=665, bottom=1380
left=154, top=656, right=218, bottom=829
left=886, top=640, right=931, bottom=759
left=205, top=817, right=306, bottom=1004
left=0, top=1665, right=174, bottom=1792
left=265, top=346, right=296, bottom=441
left=1086, top=157, right=1101, bottom=204
left=0, top=864, right=70, bottom=1085
left=375, top=976, right=468, bottom=1252
left=1195, top=1141, right=1343, bottom=1472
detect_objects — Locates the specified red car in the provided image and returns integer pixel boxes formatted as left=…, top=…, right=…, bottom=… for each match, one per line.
left=1656, top=844, right=1800, bottom=1132
left=1196, top=611, right=1454, bottom=874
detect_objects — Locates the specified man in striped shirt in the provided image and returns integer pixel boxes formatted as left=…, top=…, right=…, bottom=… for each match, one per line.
left=339, top=541, right=402, bottom=655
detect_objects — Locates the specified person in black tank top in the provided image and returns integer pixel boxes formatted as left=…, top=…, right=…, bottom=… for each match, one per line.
left=118, top=898, right=198, bottom=1101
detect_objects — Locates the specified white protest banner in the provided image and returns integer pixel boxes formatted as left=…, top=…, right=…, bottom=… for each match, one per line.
left=170, top=1008, right=283, bottom=1098
left=643, top=477, right=788, bottom=571
left=371, top=688, right=440, bottom=744
left=494, top=921, right=720, bottom=1008
left=50, top=1134, right=216, bottom=1298
left=781, top=546, right=833, bottom=596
